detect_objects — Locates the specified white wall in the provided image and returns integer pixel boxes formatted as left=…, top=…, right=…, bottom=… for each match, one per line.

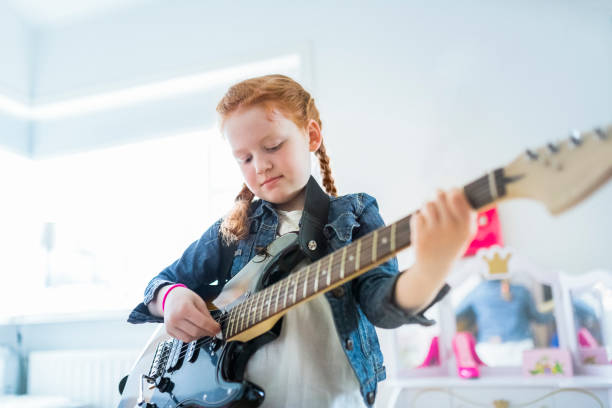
left=27, top=0, right=611, bottom=273
left=0, top=2, right=32, bottom=155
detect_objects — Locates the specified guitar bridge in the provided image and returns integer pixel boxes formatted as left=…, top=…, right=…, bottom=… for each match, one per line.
left=148, top=339, right=174, bottom=379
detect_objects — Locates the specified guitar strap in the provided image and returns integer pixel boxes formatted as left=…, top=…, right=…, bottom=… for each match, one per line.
left=297, top=176, right=330, bottom=262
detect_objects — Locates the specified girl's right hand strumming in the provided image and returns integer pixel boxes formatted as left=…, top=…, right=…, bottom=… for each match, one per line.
left=160, top=285, right=221, bottom=342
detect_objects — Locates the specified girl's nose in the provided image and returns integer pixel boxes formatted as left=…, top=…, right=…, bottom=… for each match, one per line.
left=254, top=156, right=272, bottom=174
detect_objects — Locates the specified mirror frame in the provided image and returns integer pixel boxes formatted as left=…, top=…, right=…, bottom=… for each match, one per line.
left=559, top=269, right=612, bottom=376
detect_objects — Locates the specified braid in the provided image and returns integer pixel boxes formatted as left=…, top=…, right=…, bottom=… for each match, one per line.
left=220, top=183, right=255, bottom=244
left=315, top=141, right=338, bottom=197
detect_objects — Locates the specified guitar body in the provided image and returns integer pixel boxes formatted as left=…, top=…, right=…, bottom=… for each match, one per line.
left=118, top=233, right=308, bottom=408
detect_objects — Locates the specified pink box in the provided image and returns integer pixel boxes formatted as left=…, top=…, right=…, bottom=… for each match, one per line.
left=522, top=348, right=573, bottom=377
left=578, top=347, right=609, bottom=365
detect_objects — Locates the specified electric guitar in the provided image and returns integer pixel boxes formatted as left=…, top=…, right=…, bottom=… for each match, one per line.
left=118, top=125, right=612, bottom=408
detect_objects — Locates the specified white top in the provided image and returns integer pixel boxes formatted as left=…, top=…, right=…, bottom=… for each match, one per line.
left=243, top=209, right=363, bottom=407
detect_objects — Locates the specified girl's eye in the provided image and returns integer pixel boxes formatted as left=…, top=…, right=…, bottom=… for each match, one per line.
left=239, top=155, right=252, bottom=164
left=265, top=142, right=283, bottom=152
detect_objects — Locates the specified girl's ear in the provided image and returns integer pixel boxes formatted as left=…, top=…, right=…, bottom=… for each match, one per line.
left=306, top=119, right=322, bottom=152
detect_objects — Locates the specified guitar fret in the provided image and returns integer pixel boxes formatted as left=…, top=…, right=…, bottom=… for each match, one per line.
left=266, top=287, right=272, bottom=318
left=380, top=227, right=389, bottom=255
left=355, top=240, right=361, bottom=271
left=327, top=253, right=333, bottom=286
left=255, top=294, right=262, bottom=324
left=314, top=261, right=320, bottom=292
left=249, top=296, right=257, bottom=328
left=291, top=276, right=298, bottom=304
left=274, top=282, right=281, bottom=313
left=227, top=308, right=235, bottom=337
left=372, top=230, right=378, bottom=261
left=340, top=246, right=347, bottom=281
left=283, top=277, right=289, bottom=309
left=303, top=265, right=310, bottom=299
left=391, top=223, right=397, bottom=252
left=233, top=307, right=239, bottom=336
left=258, top=291, right=265, bottom=323
left=238, top=301, right=246, bottom=332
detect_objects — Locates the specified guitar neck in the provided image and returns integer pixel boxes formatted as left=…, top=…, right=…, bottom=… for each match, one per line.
left=223, top=167, right=508, bottom=340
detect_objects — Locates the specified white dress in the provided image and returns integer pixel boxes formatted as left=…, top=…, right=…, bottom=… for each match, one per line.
left=243, top=209, right=363, bottom=407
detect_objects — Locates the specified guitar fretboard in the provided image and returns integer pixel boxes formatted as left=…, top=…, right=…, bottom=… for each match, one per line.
left=223, top=168, right=505, bottom=339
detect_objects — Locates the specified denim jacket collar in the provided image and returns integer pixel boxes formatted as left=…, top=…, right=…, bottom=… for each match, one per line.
left=248, top=199, right=276, bottom=220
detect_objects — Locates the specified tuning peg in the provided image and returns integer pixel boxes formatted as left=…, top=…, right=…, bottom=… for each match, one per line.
left=525, top=149, right=539, bottom=160
left=594, top=127, right=607, bottom=140
left=569, top=130, right=582, bottom=147
left=547, top=143, right=559, bottom=153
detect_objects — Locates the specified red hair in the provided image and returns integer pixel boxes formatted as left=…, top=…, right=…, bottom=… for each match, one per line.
left=217, top=74, right=337, bottom=244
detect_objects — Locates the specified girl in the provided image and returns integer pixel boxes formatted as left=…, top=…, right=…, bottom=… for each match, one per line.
left=128, top=74, right=476, bottom=407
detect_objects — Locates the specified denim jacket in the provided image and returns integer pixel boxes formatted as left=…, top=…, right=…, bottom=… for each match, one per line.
left=128, top=192, right=449, bottom=407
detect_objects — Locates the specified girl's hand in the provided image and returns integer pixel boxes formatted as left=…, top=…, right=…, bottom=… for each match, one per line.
left=162, top=286, right=221, bottom=342
left=410, top=188, right=477, bottom=276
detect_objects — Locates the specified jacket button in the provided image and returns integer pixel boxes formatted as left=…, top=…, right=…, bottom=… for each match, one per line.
left=366, top=391, right=375, bottom=405
left=345, top=338, right=353, bottom=350
left=332, top=286, right=345, bottom=298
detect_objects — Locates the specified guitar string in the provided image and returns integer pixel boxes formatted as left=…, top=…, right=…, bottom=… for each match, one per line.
left=168, top=182, right=496, bottom=360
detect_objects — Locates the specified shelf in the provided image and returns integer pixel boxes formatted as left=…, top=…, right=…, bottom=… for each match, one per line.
left=388, top=375, right=612, bottom=389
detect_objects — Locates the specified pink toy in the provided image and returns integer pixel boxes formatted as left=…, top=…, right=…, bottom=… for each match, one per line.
left=418, top=336, right=440, bottom=367
left=464, top=207, right=503, bottom=257
left=523, top=348, right=573, bottom=377
left=453, top=332, right=485, bottom=378
left=578, top=347, right=609, bottom=365
left=578, top=327, right=600, bottom=348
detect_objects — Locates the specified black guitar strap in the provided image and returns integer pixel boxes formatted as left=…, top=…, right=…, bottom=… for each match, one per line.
left=297, top=176, right=330, bottom=262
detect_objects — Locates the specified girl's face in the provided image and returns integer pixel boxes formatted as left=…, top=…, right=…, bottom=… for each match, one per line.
left=223, top=104, right=321, bottom=211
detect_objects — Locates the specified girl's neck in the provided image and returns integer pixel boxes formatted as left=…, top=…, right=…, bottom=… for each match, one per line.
left=274, top=187, right=307, bottom=212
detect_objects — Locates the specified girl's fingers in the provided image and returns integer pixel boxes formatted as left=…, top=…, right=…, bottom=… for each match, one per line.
left=410, top=211, right=424, bottom=238
left=448, top=188, right=470, bottom=221
left=449, top=188, right=478, bottom=238
left=167, top=326, right=196, bottom=343
left=423, top=201, right=440, bottom=226
left=180, top=318, right=203, bottom=338
left=435, top=189, right=452, bottom=224
left=186, top=306, right=221, bottom=336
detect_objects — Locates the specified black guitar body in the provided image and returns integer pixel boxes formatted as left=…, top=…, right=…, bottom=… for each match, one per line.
left=120, top=237, right=307, bottom=408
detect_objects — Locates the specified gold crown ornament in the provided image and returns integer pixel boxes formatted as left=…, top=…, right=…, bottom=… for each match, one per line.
left=478, top=245, right=513, bottom=280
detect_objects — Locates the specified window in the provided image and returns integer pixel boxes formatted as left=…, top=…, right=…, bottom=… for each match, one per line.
left=0, top=130, right=243, bottom=319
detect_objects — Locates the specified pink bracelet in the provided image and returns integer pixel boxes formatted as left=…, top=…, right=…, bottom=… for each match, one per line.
left=162, top=283, right=187, bottom=312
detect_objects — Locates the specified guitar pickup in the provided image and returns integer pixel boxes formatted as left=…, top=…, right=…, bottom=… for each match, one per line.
left=185, top=340, right=200, bottom=363
left=165, top=339, right=186, bottom=372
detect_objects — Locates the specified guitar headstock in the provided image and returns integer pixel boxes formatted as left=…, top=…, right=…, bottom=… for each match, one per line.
left=503, top=125, right=612, bottom=215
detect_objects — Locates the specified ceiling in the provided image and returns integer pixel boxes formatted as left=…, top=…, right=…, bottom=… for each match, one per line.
left=4, top=0, right=156, bottom=27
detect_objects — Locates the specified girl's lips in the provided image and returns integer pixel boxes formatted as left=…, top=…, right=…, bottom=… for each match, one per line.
left=262, top=176, right=282, bottom=187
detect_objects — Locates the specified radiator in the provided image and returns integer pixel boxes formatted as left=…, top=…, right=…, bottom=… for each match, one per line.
left=27, top=349, right=140, bottom=408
